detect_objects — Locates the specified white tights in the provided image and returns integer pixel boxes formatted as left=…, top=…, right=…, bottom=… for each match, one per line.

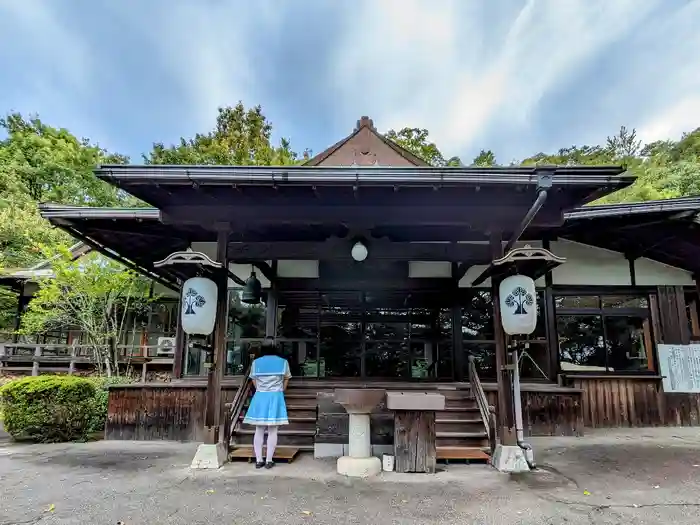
left=253, top=425, right=278, bottom=463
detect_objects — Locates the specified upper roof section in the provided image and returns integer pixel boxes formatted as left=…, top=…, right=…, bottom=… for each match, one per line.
left=304, top=116, right=429, bottom=167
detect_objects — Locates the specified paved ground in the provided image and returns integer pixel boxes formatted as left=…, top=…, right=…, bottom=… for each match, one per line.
left=1, top=428, right=700, bottom=524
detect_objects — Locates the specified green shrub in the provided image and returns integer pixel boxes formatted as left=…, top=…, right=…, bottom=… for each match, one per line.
left=0, top=376, right=98, bottom=442
left=86, top=375, right=135, bottom=433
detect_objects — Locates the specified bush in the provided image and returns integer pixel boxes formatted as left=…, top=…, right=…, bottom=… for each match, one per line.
left=86, top=375, right=135, bottom=433
left=0, top=376, right=98, bottom=442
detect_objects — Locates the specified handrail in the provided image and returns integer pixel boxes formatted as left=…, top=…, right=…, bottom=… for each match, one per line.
left=227, top=357, right=254, bottom=446
left=468, top=355, right=493, bottom=443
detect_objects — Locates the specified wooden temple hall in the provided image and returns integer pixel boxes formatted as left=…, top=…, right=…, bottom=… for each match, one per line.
left=38, top=117, right=700, bottom=462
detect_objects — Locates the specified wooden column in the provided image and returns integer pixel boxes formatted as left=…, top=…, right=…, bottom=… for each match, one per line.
left=204, top=228, right=230, bottom=445
left=265, top=287, right=278, bottom=339
left=490, top=233, right=515, bottom=445
left=13, top=283, right=27, bottom=343
left=452, top=304, right=464, bottom=381
left=172, top=285, right=185, bottom=378
left=542, top=238, right=558, bottom=382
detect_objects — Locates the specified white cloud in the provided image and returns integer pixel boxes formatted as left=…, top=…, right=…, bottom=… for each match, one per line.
left=0, top=0, right=92, bottom=93
left=329, top=0, right=677, bottom=158
left=638, top=96, right=700, bottom=143
left=108, top=1, right=282, bottom=132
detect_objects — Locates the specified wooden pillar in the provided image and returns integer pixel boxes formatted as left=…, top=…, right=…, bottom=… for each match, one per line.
left=265, top=287, right=278, bottom=339
left=452, top=304, right=464, bottom=381
left=172, top=286, right=185, bottom=378
left=13, top=283, right=27, bottom=343
left=542, top=238, right=558, bottom=382
left=204, top=228, right=229, bottom=445
left=490, top=233, right=515, bottom=445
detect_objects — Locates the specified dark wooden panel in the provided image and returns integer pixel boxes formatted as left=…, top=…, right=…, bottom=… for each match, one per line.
left=486, top=389, right=583, bottom=437
left=656, top=285, right=690, bottom=345
left=106, top=385, right=239, bottom=442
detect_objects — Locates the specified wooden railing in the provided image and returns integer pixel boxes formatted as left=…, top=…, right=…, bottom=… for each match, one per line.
left=468, top=355, right=496, bottom=450
left=0, top=342, right=175, bottom=376
left=226, top=358, right=254, bottom=447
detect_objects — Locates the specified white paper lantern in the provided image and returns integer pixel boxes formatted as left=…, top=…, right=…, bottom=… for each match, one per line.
left=181, top=277, right=218, bottom=335
left=499, top=274, right=537, bottom=335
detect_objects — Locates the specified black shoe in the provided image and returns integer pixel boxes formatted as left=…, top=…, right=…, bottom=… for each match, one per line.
left=255, top=461, right=265, bottom=469
left=265, top=461, right=275, bottom=469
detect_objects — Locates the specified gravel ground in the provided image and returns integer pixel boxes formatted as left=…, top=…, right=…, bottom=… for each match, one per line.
left=1, top=427, right=700, bottom=524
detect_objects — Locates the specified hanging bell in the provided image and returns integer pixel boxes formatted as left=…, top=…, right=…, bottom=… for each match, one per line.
left=241, top=271, right=262, bottom=304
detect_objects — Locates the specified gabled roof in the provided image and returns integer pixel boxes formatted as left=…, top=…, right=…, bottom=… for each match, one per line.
left=304, top=116, right=430, bottom=167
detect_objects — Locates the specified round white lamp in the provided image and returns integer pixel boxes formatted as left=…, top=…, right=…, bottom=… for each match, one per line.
left=351, top=241, right=368, bottom=262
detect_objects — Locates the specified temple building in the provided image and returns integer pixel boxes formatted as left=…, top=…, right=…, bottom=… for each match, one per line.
left=21, top=116, right=700, bottom=460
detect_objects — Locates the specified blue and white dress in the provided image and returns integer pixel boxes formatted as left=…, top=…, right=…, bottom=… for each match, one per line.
left=243, top=355, right=291, bottom=426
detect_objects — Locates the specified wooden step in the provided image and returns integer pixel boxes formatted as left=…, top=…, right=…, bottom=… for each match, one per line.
left=437, top=446, right=490, bottom=461
left=229, top=446, right=302, bottom=463
left=435, top=419, right=487, bottom=433
left=237, top=420, right=316, bottom=432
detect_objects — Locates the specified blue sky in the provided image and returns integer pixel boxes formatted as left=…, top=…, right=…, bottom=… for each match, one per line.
left=1, top=0, right=698, bottom=164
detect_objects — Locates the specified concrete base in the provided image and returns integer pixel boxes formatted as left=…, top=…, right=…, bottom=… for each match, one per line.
left=315, top=443, right=392, bottom=459
left=336, top=455, right=382, bottom=478
left=491, top=444, right=531, bottom=473
left=190, top=442, right=228, bottom=470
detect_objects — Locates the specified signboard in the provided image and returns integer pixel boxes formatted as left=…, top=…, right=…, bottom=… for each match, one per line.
left=657, top=344, right=700, bottom=393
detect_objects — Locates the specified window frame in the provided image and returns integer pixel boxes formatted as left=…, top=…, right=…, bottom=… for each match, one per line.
left=553, top=289, right=657, bottom=375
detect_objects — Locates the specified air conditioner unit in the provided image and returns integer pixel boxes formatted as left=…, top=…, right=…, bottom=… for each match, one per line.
left=156, top=337, right=176, bottom=356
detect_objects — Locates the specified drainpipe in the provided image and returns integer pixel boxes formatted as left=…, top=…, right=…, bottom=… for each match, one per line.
left=511, top=347, right=536, bottom=470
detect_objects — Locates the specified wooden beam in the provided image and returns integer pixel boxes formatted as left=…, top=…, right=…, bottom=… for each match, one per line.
left=229, top=238, right=493, bottom=262
left=162, top=205, right=556, bottom=228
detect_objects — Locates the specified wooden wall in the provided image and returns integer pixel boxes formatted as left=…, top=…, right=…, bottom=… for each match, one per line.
left=568, top=376, right=700, bottom=428
left=105, top=384, right=238, bottom=441
left=485, top=388, right=584, bottom=437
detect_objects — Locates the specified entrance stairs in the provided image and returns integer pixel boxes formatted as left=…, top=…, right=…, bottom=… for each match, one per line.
left=228, top=380, right=491, bottom=462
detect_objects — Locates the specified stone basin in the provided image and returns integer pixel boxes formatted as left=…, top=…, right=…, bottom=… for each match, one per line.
left=334, top=388, right=386, bottom=414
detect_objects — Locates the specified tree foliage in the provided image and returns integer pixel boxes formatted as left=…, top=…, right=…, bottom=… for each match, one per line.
left=385, top=127, right=462, bottom=166
left=19, top=247, right=152, bottom=375
left=145, top=102, right=299, bottom=166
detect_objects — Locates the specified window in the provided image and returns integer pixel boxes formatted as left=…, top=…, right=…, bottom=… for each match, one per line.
left=462, top=290, right=549, bottom=380
left=555, top=294, right=654, bottom=373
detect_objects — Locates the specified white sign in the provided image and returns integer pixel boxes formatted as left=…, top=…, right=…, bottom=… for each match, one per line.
left=181, top=277, right=218, bottom=336
left=658, top=344, right=700, bottom=393
left=499, top=274, right=537, bottom=335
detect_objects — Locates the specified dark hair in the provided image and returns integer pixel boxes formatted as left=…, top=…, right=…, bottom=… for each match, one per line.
left=260, top=337, right=279, bottom=357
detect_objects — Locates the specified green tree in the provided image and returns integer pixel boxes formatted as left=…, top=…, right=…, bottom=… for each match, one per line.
left=472, top=149, right=497, bottom=167
left=385, top=127, right=462, bottom=166
left=145, top=103, right=299, bottom=166
left=0, top=113, right=130, bottom=206
left=19, top=246, right=152, bottom=376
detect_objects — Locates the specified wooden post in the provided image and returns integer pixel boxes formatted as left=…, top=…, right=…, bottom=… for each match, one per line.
left=172, top=286, right=185, bottom=378
left=542, top=238, right=558, bottom=382
left=32, top=345, right=41, bottom=376
left=452, top=304, right=464, bottom=381
left=204, top=228, right=229, bottom=445
left=393, top=411, right=437, bottom=473
left=490, top=233, right=515, bottom=445
left=265, top=288, right=278, bottom=339
left=68, top=345, right=77, bottom=375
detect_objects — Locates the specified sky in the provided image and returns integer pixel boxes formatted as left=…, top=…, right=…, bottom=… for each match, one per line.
left=0, top=0, right=699, bottom=164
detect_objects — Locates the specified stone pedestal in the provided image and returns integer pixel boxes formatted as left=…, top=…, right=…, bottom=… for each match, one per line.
left=334, top=389, right=385, bottom=478
left=491, top=444, right=531, bottom=473
left=190, top=442, right=227, bottom=469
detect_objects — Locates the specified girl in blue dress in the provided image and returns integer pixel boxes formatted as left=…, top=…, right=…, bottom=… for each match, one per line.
left=243, top=341, right=292, bottom=469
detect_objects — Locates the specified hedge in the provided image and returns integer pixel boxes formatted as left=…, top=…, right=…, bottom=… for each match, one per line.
left=0, top=376, right=101, bottom=442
